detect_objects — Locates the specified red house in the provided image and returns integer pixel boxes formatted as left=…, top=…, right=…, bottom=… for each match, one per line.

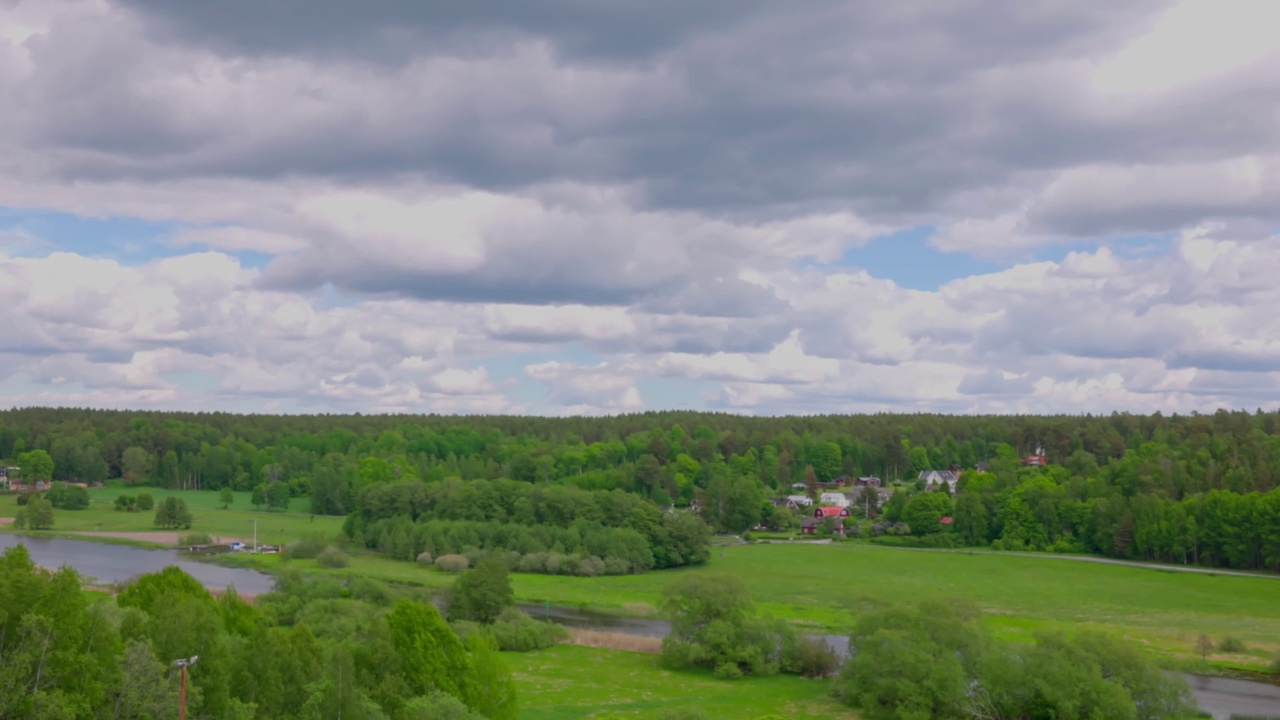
left=1022, top=455, right=1048, bottom=467
left=813, top=506, right=851, bottom=519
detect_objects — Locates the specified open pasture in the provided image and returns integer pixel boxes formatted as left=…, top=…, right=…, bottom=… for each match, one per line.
left=505, top=644, right=855, bottom=720
left=0, top=487, right=345, bottom=546
left=285, top=541, right=1280, bottom=671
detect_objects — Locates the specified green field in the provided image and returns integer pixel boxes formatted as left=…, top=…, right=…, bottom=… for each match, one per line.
left=0, top=487, right=345, bottom=546
left=506, top=644, right=854, bottom=720
left=266, top=541, right=1280, bottom=672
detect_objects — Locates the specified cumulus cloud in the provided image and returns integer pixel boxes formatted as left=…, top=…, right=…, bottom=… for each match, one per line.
left=3, top=0, right=1280, bottom=415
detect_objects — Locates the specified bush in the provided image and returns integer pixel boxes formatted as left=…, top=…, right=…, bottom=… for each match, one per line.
left=178, top=532, right=213, bottom=546
left=285, top=535, right=330, bottom=560
left=783, top=635, right=841, bottom=678
left=577, top=556, right=606, bottom=577
left=434, top=554, right=470, bottom=573
left=490, top=608, right=568, bottom=651
left=518, top=552, right=547, bottom=573
left=114, top=494, right=136, bottom=512
left=15, top=493, right=31, bottom=506
left=135, top=493, right=154, bottom=511
left=416, top=551, right=434, bottom=566
left=1218, top=636, right=1248, bottom=653
left=315, top=546, right=349, bottom=568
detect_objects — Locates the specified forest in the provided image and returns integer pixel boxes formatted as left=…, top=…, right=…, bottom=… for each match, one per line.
left=0, top=543, right=522, bottom=719
left=3, top=406, right=1280, bottom=571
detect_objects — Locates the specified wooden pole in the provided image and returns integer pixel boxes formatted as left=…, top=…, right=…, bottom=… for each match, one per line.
left=179, top=665, right=187, bottom=720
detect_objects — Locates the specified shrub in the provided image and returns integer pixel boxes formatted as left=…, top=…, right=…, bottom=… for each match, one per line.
left=518, top=552, right=547, bottom=573
left=434, top=554, right=470, bottom=573
left=315, top=546, right=349, bottom=568
left=416, top=551, right=434, bottom=566
left=783, top=635, right=841, bottom=678
left=16, top=493, right=32, bottom=506
left=135, top=493, right=155, bottom=511
left=114, top=494, right=136, bottom=512
left=577, top=556, right=606, bottom=577
left=178, top=532, right=213, bottom=546
left=544, top=552, right=565, bottom=575
left=603, top=556, right=631, bottom=575
left=490, top=608, right=568, bottom=651
left=285, top=535, right=330, bottom=560
left=1218, top=636, right=1248, bottom=653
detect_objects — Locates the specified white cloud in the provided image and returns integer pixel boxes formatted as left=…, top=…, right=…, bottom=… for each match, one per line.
left=5, top=0, right=1280, bottom=416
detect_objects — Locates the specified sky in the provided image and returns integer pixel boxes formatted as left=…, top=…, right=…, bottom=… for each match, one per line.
left=2, top=0, right=1280, bottom=417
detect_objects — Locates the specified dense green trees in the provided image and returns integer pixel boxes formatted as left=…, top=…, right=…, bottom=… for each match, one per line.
left=836, top=602, right=1195, bottom=720
left=14, top=495, right=55, bottom=529
left=449, top=560, right=515, bottom=624
left=7, top=406, right=1280, bottom=572
left=351, top=478, right=709, bottom=574
left=153, top=496, right=194, bottom=529
left=0, top=544, right=521, bottom=720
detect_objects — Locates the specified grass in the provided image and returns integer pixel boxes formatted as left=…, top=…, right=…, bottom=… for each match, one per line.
left=505, top=644, right=855, bottom=720
left=249, top=541, right=1280, bottom=673
left=0, top=487, right=345, bottom=546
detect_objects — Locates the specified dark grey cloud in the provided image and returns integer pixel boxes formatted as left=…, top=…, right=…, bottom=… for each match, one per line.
left=15, top=0, right=1215, bottom=228
left=116, top=0, right=774, bottom=63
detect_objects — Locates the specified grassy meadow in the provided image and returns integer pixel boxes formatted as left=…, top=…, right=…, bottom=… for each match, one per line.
left=505, top=644, right=854, bottom=720
left=271, top=541, right=1280, bottom=672
left=0, top=486, right=345, bottom=546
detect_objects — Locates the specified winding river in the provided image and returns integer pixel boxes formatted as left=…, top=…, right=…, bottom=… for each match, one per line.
left=3, top=535, right=1277, bottom=719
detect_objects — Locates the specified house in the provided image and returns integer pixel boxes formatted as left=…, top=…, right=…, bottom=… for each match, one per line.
left=919, top=470, right=959, bottom=493
left=975, top=461, right=990, bottom=473
left=790, top=482, right=807, bottom=491
left=819, top=492, right=851, bottom=508
left=801, top=516, right=847, bottom=536
left=787, top=494, right=813, bottom=507
left=940, top=516, right=954, bottom=526
left=1023, top=455, right=1048, bottom=467
left=769, top=497, right=799, bottom=510
left=856, top=476, right=882, bottom=487
left=813, top=506, right=851, bottom=519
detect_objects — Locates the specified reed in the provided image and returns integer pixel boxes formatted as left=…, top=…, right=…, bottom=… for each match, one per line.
left=568, top=628, right=662, bottom=653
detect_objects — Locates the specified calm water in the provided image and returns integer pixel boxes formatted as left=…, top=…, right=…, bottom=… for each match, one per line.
left=0, top=534, right=275, bottom=595
left=3, top=536, right=1275, bottom=718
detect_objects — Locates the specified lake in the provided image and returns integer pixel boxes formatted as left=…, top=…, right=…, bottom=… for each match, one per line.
left=3, top=535, right=1277, bottom=719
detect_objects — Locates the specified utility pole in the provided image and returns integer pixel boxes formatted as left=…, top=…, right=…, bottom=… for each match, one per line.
left=171, top=655, right=199, bottom=720
left=253, top=518, right=258, bottom=552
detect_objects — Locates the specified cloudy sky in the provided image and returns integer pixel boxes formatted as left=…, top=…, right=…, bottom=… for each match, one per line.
left=2, top=0, right=1279, bottom=416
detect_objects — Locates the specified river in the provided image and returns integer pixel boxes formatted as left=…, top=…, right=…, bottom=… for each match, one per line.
left=0, top=534, right=276, bottom=595
left=3, top=535, right=1277, bottom=719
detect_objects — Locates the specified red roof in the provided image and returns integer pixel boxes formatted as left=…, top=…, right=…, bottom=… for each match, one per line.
left=939, top=516, right=954, bottom=525
left=815, top=506, right=846, bottom=518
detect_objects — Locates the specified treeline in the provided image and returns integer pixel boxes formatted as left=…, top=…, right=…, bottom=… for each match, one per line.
left=348, top=478, right=710, bottom=573
left=886, top=445, right=1280, bottom=571
left=0, top=544, right=517, bottom=720
left=6, top=407, right=1280, bottom=502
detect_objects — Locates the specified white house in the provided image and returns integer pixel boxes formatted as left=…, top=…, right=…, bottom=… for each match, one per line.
left=819, top=492, right=850, bottom=508
left=787, top=494, right=814, bottom=507
left=919, top=470, right=959, bottom=493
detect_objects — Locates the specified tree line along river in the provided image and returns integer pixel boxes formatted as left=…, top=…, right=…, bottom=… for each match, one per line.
left=2, top=534, right=1277, bottom=720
